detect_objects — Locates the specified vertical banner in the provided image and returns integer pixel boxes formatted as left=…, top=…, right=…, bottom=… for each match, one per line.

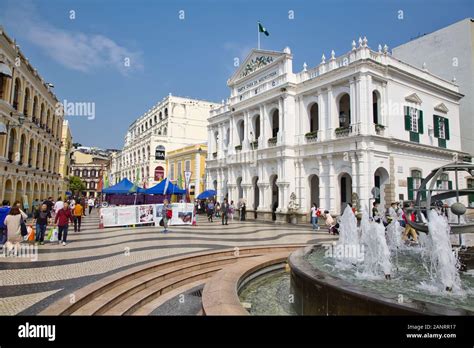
left=184, top=171, right=192, bottom=202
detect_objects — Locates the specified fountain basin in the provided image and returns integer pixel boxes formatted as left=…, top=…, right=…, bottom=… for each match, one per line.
left=289, top=245, right=474, bottom=316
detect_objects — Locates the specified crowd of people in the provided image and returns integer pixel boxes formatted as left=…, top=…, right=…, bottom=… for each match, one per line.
left=194, top=198, right=248, bottom=225
left=0, top=196, right=97, bottom=252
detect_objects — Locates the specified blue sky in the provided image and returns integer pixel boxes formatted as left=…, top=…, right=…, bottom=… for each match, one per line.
left=0, top=0, right=472, bottom=148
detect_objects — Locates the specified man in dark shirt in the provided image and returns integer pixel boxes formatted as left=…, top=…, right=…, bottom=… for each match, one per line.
left=43, top=197, right=54, bottom=213
left=221, top=199, right=229, bottom=225
left=34, top=204, right=51, bottom=245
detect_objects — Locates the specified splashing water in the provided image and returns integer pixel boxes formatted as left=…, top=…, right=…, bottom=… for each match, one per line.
left=424, top=210, right=461, bottom=292
left=359, top=210, right=392, bottom=278
left=338, top=206, right=359, bottom=246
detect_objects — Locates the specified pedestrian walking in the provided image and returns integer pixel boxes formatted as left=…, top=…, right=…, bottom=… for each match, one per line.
left=229, top=200, right=235, bottom=221
left=73, top=202, right=84, bottom=232
left=240, top=203, right=246, bottom=221
left=221, top=199, right=229, bottom=225
left=161, top=199, right=172, bottom=233
left=34, top=204, right=51, bottom=245
left=55, top=202, right=73, bottom=246
left=54, top=197, right=64, bottom=215
left=43, top=197, right=54, bottom=214
left=0, top=200, right=11, bottom=246
left=207, top=200, right=215, bottom=222
left=215, top=202, right=221, bottom=218
left=87, top=197, right=95, bottom=215
left=310, top=203, right=320, bottom=231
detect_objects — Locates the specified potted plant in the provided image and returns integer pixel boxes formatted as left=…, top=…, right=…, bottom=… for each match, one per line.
left=374, top=124, right=385, bottom=133
left=305, top=131, right=318, bottom=140
left=268, top=137, right=277, bottom=145
left=235, top=144, right=242, bottom=151
left=287, top=192, right=300, bottom=224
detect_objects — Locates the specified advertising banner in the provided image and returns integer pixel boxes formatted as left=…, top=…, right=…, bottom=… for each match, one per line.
left=101, top=203, right=194, bottom=228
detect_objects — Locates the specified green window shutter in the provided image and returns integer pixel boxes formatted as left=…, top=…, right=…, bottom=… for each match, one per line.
left=421, top=178, right=427, bottom=200
left=404, top=106, right=411, bottom=131
left=448, top=181, right=453, bottom=190
left=436, top=180, right=442, bottom=188
left=445, top=118, right=450, bottom=140
left=418, top=110, right=424, bottom=134
left=438, top=138, right=446, bottom=148
left=433, top=115, right=440, bottom=138
left=407, top=177, right=414, bottom=200
left=410, top=131, right=419, bottom=142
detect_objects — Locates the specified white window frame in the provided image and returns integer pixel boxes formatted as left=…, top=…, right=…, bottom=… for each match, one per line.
left=177, top=162, right=182, bottom=178
left=410, top=108, right=418, bottom=133
left=185, top=160, right=191, bottom=172
left=439, top=173, right=449, bottom=190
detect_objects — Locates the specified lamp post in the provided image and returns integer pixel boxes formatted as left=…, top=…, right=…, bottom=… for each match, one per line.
left=339, top=111, right=347, bottom=128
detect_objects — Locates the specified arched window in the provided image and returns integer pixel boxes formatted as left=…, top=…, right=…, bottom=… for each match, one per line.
left=23, top=88, right=30, bottom=116
left=74, top=169, right=80, bottom=176
left=372, top=91, right=381, bottom=124
left=309, top=103, right=319, bottom=132
left=237, top=120, right=244, bottom=144
left=253, top=115, right=260, bottom=140
left=163, top=127, right=167, bottom=135
left=271, top=110, right=279, bottom=138
left=90, top=169, right=96, bottom=177
left=164, top=108, right=168, bottom=117
left=83, top=169, right=89, bottom=177
left=154, top=115, right=157, bottom=123
left=12, top=78, right=21, bottom=110
left=40, top=103, right=45, bottom=127
left=32, top=97, right=38, bottom=121
left=338, top=93, right=351, bottom=127
left=159, top=112, right=163, bottom=121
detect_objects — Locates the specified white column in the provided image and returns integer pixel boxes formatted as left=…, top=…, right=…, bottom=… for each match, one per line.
left=327, top=87, right=337, bottom=139
left=259, top=104, right=265, bottom=148
left=194, top=151, right=201, bottom=197
left=366, top=75, right=373, bottom=135
left=243, top=112, right=250, bottom=150
left=278, top=97, right=284, bottom=144
left=327, top=155, right=336, bottom=214
left=350, top=78, right=357, bottom=127
left=207, top=128, right=212, bottom=160
left=318, top=92, right=326, bottom=141
left=381, top=81, right=388, bottom=128
left=318, top=158, right=327, bottom=210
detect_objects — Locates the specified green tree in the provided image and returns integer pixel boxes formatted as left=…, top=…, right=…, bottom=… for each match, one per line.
left=69, top=176, right=86, bottom=195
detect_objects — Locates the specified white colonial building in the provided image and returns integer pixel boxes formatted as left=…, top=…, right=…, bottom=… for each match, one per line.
left=112, top=94, right=220, bottom=187
left=206, top=38, right=471, bottom=222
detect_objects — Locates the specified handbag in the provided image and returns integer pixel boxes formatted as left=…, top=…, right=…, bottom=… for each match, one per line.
left=20, top=218, right=28, bottom=237
left=166, top=209, right=172, bottom=219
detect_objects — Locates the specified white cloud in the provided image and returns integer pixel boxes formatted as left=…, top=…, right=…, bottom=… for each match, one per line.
left=1, top=1, right=143, bottom=75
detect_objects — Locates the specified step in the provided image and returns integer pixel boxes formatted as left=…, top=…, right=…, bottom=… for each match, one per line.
left=40, top=244, right=304, bottom=315
left=72, top=254, right=258, bottom=315
left=133, top=279, right=206, bottom=316
left=105, top=267, right=220, bottom=315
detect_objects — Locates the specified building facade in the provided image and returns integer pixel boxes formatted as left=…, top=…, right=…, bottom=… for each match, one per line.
left=0, top=26, right=64, bottom=208
left=111, top=94, right=219, bottom=188
left=166, top=143, right=207, bottom=199
left=392, top=18, right=474, bottom=156
left=59, top=120, right=73, bottom=197
left=70, top=150, right=109, bottom=198
left=206, top=41, right=471, bottom=223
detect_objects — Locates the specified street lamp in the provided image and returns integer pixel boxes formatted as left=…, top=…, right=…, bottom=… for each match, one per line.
left=339, top=111, right=347, bottom=127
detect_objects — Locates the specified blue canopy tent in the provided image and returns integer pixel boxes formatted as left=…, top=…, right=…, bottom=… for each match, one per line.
left=144, top=178, right=186, bottom=195
left=102, top=178, right=145, bottom=194
left=196, top=190, right=216, bottom=200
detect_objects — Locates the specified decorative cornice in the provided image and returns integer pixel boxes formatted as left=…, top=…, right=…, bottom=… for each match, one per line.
left=405, top=93, right=422, bottom=104
left=434, top=103, right=449, bottom=114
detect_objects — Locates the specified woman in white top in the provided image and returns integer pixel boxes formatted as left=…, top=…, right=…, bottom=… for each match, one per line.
left=4, top=206, right=28, bottom=245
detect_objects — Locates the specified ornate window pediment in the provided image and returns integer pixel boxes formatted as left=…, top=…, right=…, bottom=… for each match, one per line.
left=434, top=103, right=449, bottom=114
left=239, top=56, right=274, bottom=78
left=405, top=93, right=422, bottom=104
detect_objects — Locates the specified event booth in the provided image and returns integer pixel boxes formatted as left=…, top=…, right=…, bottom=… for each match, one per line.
left=196, top=189, right=217, bottom=200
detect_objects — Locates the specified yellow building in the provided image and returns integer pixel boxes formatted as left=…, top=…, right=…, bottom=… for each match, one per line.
left=166, top=143, right=207, bottom=200
left=0, top=26, right=64, bottom=210
left=59, top=120, right=73, bottom=197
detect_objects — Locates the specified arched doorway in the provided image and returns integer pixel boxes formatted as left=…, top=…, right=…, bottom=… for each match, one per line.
left=253, top=176, right=259, bottom=218
left=309, top=175, right=320, bottom=208
left=237, top=120, right=244, bottom=146
left=15, top=180, right=23, bottom=205
left=339, top=173, right=352, bottom=213
left=236, top=177, right=243, bottom=200
left=252, top=115, right=260, bottom=144
left=7, top=128, right=16, bottom=162
left=270, top=175, right=278, bottom=220
left=4, top=179, right=13, bottom=204
left=19, top=133, right=26, bottom=165
left=374, top=167, right=390, bottom=208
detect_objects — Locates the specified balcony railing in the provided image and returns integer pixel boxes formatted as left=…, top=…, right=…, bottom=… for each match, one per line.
left=335, top=126, right=352, bottom=138
left=267, top=137, right=277, bottom=147
left=235, top=145, right=242, bottom=152
left=250, top=141, right=258, bottom=150
left=304, top=131, right=318, bottom=143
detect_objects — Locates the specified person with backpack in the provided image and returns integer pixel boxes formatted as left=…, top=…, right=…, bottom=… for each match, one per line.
left=161, top=199, right=172, bottom=233
left=4, top=206, right=28, bottom=249
left=34, top=204, right=51, bottom=245
left=310, top=203, right=320, bottom=231
left=55, top=202, right=73, bottom=246
left=0, top=200, right=11, bottom=246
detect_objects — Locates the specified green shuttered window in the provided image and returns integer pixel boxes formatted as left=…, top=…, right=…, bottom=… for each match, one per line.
left=405, top=106, right=423, bottom=143
left=433, top=114, right=450, bottom=148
